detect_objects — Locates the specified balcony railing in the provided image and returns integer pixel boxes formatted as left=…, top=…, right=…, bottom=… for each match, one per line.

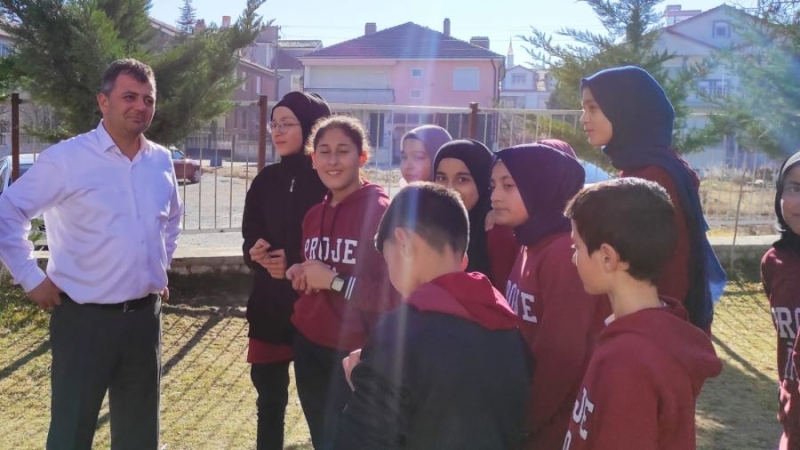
left=304, top=87, right=394, bottom=104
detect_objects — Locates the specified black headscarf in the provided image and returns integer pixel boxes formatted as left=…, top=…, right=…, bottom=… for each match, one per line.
left=272, top=91, right=331, bottom=146
left=494, top=144, right=585, bottom=247
left=774, top=151, right=800, bottom=255
left=434, top=139, right=493, bottom=276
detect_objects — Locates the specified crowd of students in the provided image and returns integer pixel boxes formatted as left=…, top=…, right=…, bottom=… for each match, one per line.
left=240, top=65, right=798, bottom=450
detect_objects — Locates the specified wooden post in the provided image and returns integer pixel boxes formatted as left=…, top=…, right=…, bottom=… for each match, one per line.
left=258, top=95, right=268, bottom=171
left=467, top=102, right=479, bottom=139
left=11, top=93, right=20, bottom=181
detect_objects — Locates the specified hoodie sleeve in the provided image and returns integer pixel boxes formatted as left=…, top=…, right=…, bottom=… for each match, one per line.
left=334, top=310, right=411, bottom=450
left=242, top=171, right=269, bottom=271
left=530, top=240, right=608, bottom=435
left=762, top=249, right=776, bottom=298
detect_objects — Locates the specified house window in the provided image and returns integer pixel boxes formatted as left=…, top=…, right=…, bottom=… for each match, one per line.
left=410, top=89, right=422, bottom=99
left=411, top=68, right=423, bottom=78
left=713, top=21, right=730, bottom=38
left=242, top=110, right=248, bottom=130
left=453, top=68, right=480, bottom=91
left=256, top=76, right=262, bottom=95
left=697, top=79, right=731, bottom=98
left=239, top=71, right=247, bottom=91
left=511, top=73, right=526, bottom=85
left=0, top=44, right=10, bottom=58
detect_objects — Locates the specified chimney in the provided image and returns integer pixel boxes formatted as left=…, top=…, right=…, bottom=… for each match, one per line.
left=221, top=15, right=231, bottom=28
left=195, top=19, right=206, bottom=33
left=470, top=36, right=490, bottom=49
left=443, top=18, right=451, bottom=37
left=365, top=22, right=377, bottom=35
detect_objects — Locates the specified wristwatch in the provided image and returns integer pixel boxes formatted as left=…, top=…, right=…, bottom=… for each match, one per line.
left=330, top=275, right=346, bottom=293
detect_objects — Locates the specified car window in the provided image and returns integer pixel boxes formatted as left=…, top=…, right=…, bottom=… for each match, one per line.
left=172, top=150, right=184, bottom=160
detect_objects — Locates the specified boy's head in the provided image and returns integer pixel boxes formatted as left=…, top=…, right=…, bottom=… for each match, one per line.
left=580, top=66, right=674, bottom=149
left=375, top=182, right=469, bottom=297
left=564, top=177, right=676, bottom=294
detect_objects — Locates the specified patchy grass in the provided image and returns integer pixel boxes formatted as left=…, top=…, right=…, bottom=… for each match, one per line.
left=0, top=275, right=782, bottom=449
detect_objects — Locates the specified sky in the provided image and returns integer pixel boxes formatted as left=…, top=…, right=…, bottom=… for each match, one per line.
left=150, top=1, right=759, bottom=66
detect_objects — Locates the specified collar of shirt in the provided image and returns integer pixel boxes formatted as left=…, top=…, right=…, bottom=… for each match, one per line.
left=96, top=121, right=151, bottom=162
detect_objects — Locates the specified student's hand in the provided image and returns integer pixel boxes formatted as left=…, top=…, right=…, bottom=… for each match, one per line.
left=160, top=287, right=170, bottom=302
left=262, top=249, right=287, bottom=279
left=28, top=276, right=62, bottom=309
left=249, top=238, right=271, bottom=264
left=343, top=349, right=362, bottom=391
left=301, top=260, right=337, bottom=293
left=286, top=263, right=308, bottom=292
left=485, top=209, right=497, bottom=231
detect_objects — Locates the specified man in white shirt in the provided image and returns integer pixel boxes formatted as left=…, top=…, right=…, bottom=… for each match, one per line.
left=0, top=59, right=182, bottom=449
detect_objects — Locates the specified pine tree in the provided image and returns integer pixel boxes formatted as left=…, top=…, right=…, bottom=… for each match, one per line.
left=0, top=0, right=268, bottom=144
left=521, top=0, right=702, bottom=156
left=177, top=0, right=196, bottom=34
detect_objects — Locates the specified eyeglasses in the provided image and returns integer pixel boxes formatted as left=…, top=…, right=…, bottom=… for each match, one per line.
left=268, top=121, right=301, bottom=134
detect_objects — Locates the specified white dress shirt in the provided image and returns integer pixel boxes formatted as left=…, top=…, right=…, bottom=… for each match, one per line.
left=0, top=122, right=183, bottom=304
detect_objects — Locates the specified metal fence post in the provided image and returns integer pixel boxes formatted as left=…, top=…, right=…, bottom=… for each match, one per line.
left=467, top=102, right=479, bottom=139
left=11, top=93, right=20, bottom=181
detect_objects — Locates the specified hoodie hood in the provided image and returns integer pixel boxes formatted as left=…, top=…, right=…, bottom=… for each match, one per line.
left=604, top=297, right=722, bottom=394
left=402, top=125, right=453, bottom=161
left=494, top=144, right=584, bottom=247
left=580, top=65, right=674, bottom=156
left=407, top=271, right=518, bottom=331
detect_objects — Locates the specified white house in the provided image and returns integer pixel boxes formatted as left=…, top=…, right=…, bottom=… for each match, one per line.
left=499, top=41, right=554, bottom=109
left=653, top=4, right=763, bottom=170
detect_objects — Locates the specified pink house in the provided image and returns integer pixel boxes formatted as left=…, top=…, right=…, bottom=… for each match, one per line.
left=298, top=20, right=505, bottom=108
left=298, top=20, right=505, bottom=158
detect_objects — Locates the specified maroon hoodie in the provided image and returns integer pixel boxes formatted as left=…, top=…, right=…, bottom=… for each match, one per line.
left=764, top=247, right=800, bottom=448
left=291, top=181, right=401, bottom=352
left=505, top=232, right=611, bottom=449
left=563, top=297, right=722, bottom=450
left=334, top=271, right=530, bottom=450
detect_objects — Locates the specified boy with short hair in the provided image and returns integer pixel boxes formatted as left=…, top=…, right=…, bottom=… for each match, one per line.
left=563, top=177, right=722, bottom=450
left=333, top=182, right=531, bottom=450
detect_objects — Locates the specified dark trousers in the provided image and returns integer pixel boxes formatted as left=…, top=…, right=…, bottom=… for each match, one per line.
left=47, top=295, right=162, bottom=450
left=293, top=334, right=352, bottom=450
left=250, top=360, right=291, bottom=450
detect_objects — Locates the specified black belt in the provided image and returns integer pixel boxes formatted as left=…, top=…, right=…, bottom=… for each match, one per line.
left=63, top=293, right=159, bottom=313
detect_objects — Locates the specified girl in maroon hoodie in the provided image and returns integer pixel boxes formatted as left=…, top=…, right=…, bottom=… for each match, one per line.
left=763, top=150, right=800, bottom=449
left=490, top=143, right=611, bottom=449
left=433, top=139, right=520, bottom=290
left=286, top=115, right=400, bottom=448
left=580, top=66, right=726, bottom=331
left=563, top=178, right=721, bottom=450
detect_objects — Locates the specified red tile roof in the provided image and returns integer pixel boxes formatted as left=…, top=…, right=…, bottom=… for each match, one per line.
left=301, top=22, right=502, bottom=60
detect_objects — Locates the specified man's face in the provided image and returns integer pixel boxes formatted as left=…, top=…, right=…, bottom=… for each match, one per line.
left=97, top=73, right=156, bottom=138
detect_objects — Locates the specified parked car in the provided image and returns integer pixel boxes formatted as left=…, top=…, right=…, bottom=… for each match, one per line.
left=582, top=160, right=614, bottom=185
left=172, top=148, right=201, bottom=184
left=0, top=154, right=47, bottom=250
left=0, top=153, right=36, bottom=194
